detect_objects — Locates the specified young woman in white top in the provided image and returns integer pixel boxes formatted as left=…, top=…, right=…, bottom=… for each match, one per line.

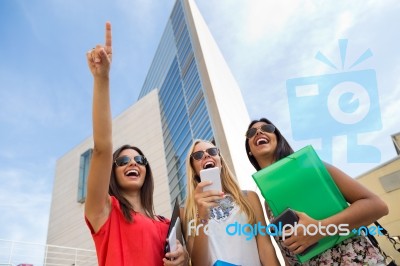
left=182, top=139, right=280, bottom=266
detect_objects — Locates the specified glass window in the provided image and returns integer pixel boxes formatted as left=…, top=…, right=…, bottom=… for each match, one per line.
left=77, top=148, right=93, bottom=203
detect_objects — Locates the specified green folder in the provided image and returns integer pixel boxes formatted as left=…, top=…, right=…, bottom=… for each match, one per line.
left=252, top=145, right=355, bottom=263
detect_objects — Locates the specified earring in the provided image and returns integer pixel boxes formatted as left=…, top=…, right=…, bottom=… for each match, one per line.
left=248, top=152, right=252, bottom=156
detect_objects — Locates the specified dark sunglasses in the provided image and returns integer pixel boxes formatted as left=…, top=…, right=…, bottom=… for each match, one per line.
left=246, top=124, right=275, bottom=139
left=191, top=147, right=219, bottom=161
left=114, top=155, right=148, bottom=167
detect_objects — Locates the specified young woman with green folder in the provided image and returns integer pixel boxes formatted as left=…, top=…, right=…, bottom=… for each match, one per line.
left=245, top=118, right=389, bottom=265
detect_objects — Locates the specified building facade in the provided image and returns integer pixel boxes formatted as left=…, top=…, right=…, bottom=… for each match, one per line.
left=137, top=0, right=256, bottom=205
left=356, top=133, right=400, bottom=262
left=47, top=91, right=171, bottom=249
left=47, top=0, right=256, bottom=250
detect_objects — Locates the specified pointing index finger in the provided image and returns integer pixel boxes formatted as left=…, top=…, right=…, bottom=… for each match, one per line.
left=105, top=21, right=112, bottom=52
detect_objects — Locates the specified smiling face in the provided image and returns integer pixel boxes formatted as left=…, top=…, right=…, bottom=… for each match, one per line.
left=247, top=121, right=278, bottom=167
left=190, top=141, right=222, bottom=176
left=114, top=148, right=146, bottom=191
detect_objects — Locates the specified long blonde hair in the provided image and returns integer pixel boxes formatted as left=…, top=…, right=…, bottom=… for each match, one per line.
left=183, top=139, right=256, bottom=239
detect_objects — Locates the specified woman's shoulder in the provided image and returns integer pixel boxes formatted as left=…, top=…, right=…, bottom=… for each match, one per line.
left=241, top=190, right=263, bottom=211
left=155, top=215, right=170, bottom=224
left=241, top=190, right=260, bottom=200
left=108, top=195, right=123, bottom=213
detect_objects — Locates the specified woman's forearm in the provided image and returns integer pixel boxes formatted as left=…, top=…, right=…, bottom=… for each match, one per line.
left=92, top=77, right=112, bottom=153
left=188, top=228, right=211, bottom=266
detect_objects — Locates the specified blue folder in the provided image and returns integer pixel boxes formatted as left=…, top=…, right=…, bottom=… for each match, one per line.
left=213, top=260, right=239, bottom=266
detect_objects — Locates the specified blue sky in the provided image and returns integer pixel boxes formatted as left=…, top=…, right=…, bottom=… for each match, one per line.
left=1, top=0, right=399, bottom=246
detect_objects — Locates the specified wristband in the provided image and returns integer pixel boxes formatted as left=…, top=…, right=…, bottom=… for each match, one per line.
left=196, top=209, right=209, bottom=225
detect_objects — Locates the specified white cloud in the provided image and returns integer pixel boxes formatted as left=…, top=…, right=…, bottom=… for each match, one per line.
left=196, top=0, right=400, bottom=178
left=1, top=0, right=399, bottom=249
left=380, top=70, right=400, bottom=135
left=0, top=163, right=53, bottom=244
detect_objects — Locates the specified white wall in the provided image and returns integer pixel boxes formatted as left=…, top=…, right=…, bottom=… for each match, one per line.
left=47, top=90, right=171, bottom=249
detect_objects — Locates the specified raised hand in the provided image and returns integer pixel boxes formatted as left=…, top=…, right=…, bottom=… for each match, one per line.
left=194, top=181, right=224, bottom=220
left=86, top=21, right=113, bottom=78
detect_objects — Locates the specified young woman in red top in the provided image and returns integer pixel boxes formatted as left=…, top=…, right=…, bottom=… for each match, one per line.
left=85, top=21, right=188, bottom=266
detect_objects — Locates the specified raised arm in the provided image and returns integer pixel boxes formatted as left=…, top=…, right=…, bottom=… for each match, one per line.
left=84, top=22, right=114, bottom=233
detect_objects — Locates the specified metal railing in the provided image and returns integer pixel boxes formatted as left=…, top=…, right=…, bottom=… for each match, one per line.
left=0, top=239, right=97, bottom=266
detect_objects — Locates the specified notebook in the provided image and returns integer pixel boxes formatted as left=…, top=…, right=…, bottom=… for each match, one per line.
left=252, top=145, right=355, bottom=262
left=164, top=199, right=184, bottom=254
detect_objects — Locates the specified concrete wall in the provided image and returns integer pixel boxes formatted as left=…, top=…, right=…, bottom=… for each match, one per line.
left=357, top=156, right=400, bottom=262
left=47, top=90, right=171, bottom=249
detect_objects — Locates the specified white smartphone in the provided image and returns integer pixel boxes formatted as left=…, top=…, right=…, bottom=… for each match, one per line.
left=200, top=167, right=222, bottom=192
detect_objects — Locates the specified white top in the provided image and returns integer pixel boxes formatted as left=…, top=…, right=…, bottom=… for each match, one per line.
left=207, top=194, right=261, bottom=266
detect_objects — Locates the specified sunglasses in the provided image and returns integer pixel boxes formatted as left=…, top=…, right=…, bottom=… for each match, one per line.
left=114, top=155, right=148, bottom=167
left=246, top=124, right=275, bottom=139
left=191, top=147, right=219, bottom=161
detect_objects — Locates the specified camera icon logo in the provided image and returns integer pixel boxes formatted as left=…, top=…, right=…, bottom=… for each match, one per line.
left=286, top=39, right=382, bottom=163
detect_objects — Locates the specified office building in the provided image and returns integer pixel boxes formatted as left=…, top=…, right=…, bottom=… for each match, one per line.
left=356, top=132, right=400, bottom=262
left=47, top=0, right=255, bottom=250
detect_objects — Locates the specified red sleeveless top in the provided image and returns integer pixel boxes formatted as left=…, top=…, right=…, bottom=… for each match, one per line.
left=85, top=196, right=169, bottom=266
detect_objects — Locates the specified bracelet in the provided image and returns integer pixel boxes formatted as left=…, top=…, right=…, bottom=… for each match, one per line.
left=196, top=209, right=209, bottom=225
left=198, top=218, right=209, bottom=225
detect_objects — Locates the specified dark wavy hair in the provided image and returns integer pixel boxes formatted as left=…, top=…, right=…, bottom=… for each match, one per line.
left=245, top=118, right=294, bottom=171
left=109, top=144, right=155, bottom=222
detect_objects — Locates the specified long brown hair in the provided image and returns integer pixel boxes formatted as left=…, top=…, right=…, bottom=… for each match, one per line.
left=110, top=144, right=155, bottom=222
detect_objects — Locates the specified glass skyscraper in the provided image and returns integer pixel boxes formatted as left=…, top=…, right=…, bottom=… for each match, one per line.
left=47, top=0, right=255, bottom=251
left=138, top=0, right=212, bottom=204
left=138, top=0, right=254, bottom=205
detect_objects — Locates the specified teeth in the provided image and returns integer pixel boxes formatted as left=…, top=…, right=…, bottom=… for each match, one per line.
left=257, top=138, right=268, bottom=146
left=126, top=170, right=139, bottom=176
left=203, top=162, right=215, bottom=169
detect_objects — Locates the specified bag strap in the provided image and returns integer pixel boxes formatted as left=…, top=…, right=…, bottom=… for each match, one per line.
left=365, top=221, right=399, bottom=265
left=368, top=234, right=398, bottom=265
left=373, top=221, right=400, bottom=253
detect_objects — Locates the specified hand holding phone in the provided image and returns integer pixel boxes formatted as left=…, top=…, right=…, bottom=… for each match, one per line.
left=271, top=208, right=299, bottom=228
left=200, top=167, right=222, bottom=192
left=271, top=208, right=318, bottom=255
